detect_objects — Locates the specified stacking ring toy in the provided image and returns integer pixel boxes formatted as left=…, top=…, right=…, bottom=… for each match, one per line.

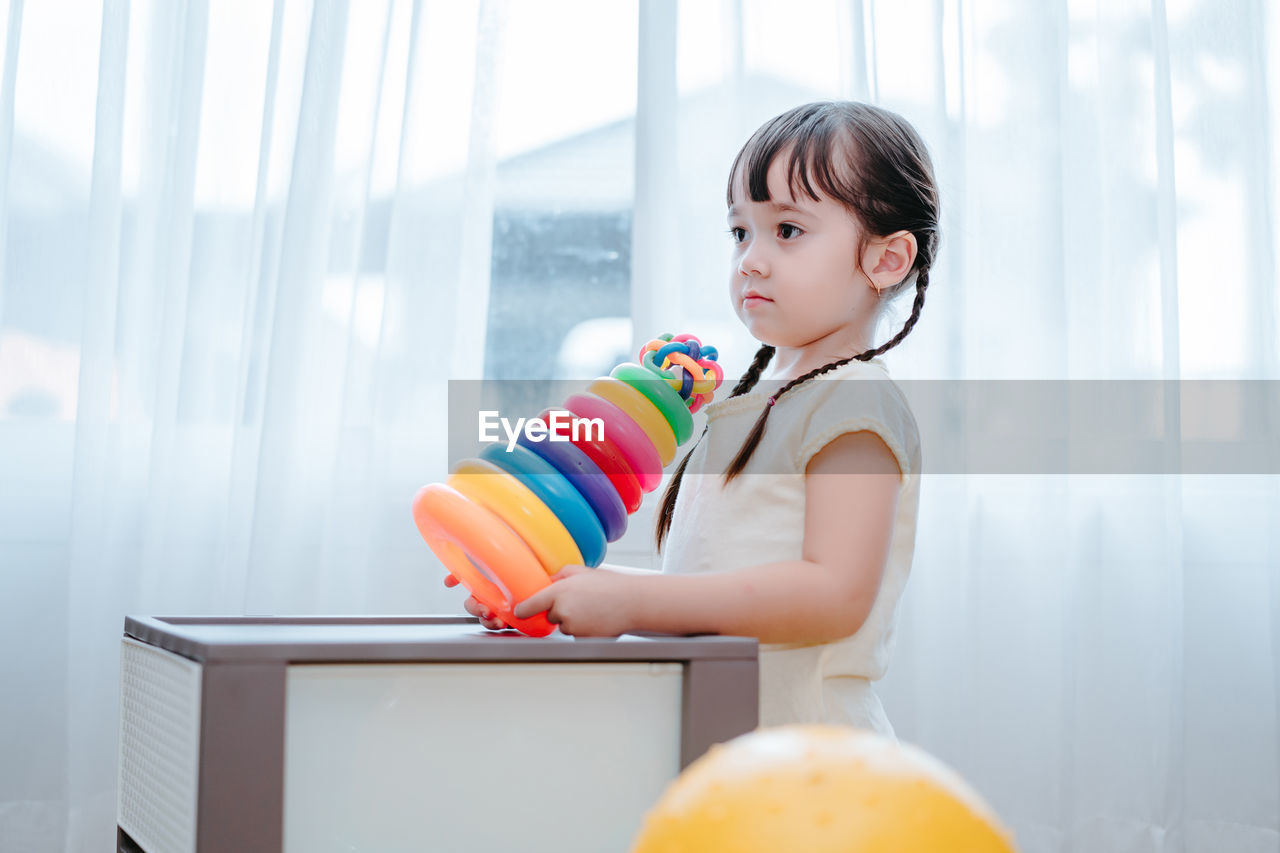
left=534, top=408, right=643, bottom=520
left=448, top=458, right=583, bottom=574
left=587, top=377, right=677, bottom=467
left=611, top=363, right=695, bottom=445
left=412, top=333, right=723, bottom=636
left=478, top=442, right=607, bottom=567
left=412, top=484, right=556, bottom=637
left=515, top=425, right=631, bottom=533
left=562, top=392, right=664, bottom=493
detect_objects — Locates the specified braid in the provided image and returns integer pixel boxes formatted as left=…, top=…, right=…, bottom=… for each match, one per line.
left=655, top=344, right=775, bottom=552
left=722, top=356, right=853, bottom=481
left=724, top=268, right=931, bottom=482
left=859, top=268, right=930, bottom=360
left=730, top=344, right=776, bottom=396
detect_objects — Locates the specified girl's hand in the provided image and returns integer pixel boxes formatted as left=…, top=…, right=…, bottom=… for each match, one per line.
left=512, top=565, right=638, bottom=637
left=442, top=573, right=510, bottom=631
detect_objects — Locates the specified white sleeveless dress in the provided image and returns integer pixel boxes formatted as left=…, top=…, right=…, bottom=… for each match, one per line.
left=660, top=357, right=922, bottom=739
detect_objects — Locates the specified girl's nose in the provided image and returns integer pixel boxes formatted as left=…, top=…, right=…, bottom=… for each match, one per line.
left=738, top=245, right=768, bottom=278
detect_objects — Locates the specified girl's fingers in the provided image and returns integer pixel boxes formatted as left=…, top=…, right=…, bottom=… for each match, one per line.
left=463, top=596, right=508, bottom=629
left=444, top=574, right=510, bottom=628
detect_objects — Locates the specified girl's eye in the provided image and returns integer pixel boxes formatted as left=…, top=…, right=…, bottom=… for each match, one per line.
left=726, top=224, right=801, bottom=242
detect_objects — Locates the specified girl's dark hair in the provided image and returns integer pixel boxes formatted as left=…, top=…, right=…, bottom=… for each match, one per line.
left=655, top=100, right=940, bottom=552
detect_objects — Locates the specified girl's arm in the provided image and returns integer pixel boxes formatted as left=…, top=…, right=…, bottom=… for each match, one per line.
left=631, top=430, right=901, bottom=644
left=514, top=431, right=902, bottom=642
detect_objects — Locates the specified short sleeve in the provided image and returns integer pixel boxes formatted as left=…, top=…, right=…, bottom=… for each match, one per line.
left=794, top=375, right=919, bottom=482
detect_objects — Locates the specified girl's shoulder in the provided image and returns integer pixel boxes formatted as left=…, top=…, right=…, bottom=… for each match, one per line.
left=795, top=359, right=919, bottom=478
left=793, top=357, right=908, bottom=421
left=701, top=357, right=893, bottom=419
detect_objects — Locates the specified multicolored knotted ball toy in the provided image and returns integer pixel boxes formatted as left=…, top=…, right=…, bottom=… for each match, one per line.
left=412, top=333, right=723, bottom=636
left=639, top=333, right=724, bottom=414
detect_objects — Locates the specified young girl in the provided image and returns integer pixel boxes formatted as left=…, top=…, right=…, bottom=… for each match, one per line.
left=449, top=100, right=937, bottom=738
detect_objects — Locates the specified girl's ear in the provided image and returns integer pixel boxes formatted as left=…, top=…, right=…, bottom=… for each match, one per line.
left=864, top=230, right=918, bottom=291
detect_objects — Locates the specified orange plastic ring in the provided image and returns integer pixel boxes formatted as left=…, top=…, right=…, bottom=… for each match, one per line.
left=448, top=458, right=584, bottom=575
left=411, top=483, right=556, bottom=637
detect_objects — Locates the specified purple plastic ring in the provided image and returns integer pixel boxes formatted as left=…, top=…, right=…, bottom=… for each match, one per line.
left=516, top=423, right=628, bottom=543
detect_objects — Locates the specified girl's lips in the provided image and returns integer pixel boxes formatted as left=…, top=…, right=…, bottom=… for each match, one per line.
left=743, top=295, right=772, bottom=308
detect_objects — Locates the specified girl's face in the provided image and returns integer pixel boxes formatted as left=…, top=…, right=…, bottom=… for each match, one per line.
left=726, top=151, right=876, bottom=351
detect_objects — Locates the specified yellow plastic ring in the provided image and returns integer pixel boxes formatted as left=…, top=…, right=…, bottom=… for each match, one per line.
left=449, top=459, right=584, bottom=575
left=587, top=376, right=676, bottom=467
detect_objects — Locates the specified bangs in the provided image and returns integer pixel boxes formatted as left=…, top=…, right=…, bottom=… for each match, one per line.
left=725, top=106, right=861, bottom=210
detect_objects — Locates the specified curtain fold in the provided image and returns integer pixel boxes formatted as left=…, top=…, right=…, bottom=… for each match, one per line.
left=0, top=1, right=1276, bottom=851
left=0, top=0, right=23, bottom=327
left=242, top=0, right=347, bottom=613
left=216, top=0, right=284, bottom=612
left=63, top=1, right=130, bottom=846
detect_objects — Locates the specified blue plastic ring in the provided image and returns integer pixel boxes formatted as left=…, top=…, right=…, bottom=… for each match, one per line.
left=516, top=427, right=628, bottom=543
left=477, top=442, right=607, bottom=567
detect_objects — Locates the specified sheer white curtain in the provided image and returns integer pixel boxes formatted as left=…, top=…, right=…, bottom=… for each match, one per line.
left=0, top=0, right=508, bottom=847
left=1, top=0, right=1277, bottom=851
left=661, top=2, right=1280, bottom=850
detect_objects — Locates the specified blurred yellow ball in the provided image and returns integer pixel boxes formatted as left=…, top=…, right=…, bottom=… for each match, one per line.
left=631, top=725, right=1018, bottom=853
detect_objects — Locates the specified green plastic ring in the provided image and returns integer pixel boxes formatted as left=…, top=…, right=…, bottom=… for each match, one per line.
left=610, top=363, right=694, bottom=445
